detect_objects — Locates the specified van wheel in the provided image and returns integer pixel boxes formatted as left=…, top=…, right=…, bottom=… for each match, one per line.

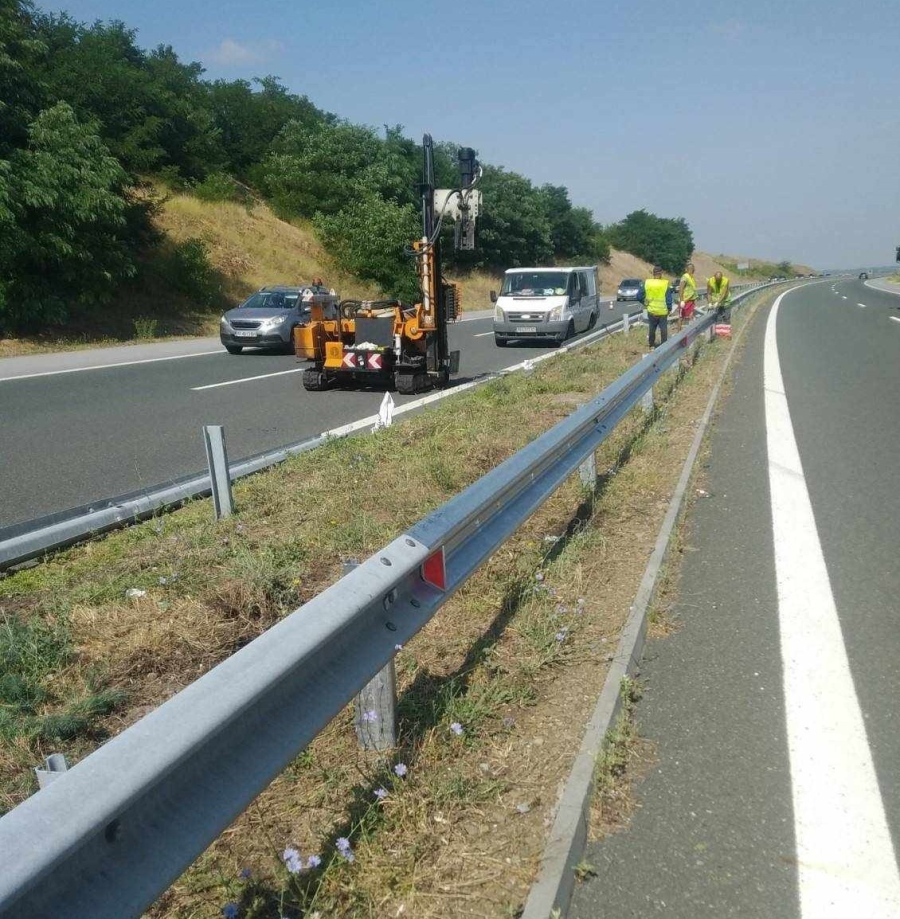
left=557, top=321, right=574, bottom=344
left=587, top=312, right=597, bottom=330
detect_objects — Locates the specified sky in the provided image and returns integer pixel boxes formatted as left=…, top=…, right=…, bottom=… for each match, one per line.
left=39, top=0, right=900, bottom=270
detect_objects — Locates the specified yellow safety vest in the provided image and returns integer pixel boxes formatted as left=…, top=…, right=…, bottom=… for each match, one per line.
left=680, top=272, right=697, bottom=301
left=644, top=278, right=670, bottom=316
left=709, top=276, right=730, bottom=304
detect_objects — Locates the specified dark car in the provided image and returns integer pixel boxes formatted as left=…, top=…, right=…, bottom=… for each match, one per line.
left=616, top=278, right=643, bottom=301
left=219, top=284, right=339, bottom=354
left=859, top=271, right=869, bottom=280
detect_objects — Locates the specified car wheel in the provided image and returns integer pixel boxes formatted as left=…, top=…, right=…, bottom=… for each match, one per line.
left=224, top=344, right=243, bottom=354
left=494, top=334, right=508, bottom=347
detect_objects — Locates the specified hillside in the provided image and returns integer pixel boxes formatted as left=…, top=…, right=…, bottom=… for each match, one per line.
left=0, top=190, right=811, bottom=358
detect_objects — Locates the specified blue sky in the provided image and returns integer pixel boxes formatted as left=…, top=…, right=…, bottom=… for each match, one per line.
left=40, top=0, right=900, bottom=270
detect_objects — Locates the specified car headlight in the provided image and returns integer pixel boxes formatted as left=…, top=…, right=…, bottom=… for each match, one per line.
left=548, top=305, right=563, bottom=321
left=494, top=305, right=504, bottom=322
left=220, top=315, right=229, bottom=326
left=259, top=315, right=288, bottom=330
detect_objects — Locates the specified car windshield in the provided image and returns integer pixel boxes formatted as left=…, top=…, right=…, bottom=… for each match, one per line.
left=238, top=291, right=299, bottom=310
left=620, top=279, right=640, bottom=287
left=501, top=272, right=570, bottom=296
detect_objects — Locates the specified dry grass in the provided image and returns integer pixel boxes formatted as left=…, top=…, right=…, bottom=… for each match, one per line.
left=0, top=170, right=780, bottom=358
left=0, top=289, right=776, bottom=917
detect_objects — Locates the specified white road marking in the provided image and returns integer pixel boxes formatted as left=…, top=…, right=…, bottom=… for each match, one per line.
left=841, top=295, right=848, bottom=300
left=891, top=317, right=900, bottom=324
left=473, top=331, right=494, bottom=338
left=764, top=292, right=900, bottom=917
left=192, top=367, right=306, bottom=391
left=0, top=349, right=222, bottom=383
left=858, top=303, right=868, bottom=308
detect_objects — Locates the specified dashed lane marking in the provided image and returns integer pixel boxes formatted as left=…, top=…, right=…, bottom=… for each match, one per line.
left=192, top=368, right=306, bottom=391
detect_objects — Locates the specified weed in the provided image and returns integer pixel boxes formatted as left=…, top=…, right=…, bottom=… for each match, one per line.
left=133, top=316, right=159, bottom=339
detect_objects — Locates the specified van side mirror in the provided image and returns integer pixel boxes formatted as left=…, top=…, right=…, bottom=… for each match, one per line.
left=490, top=290, right=497, bottom=303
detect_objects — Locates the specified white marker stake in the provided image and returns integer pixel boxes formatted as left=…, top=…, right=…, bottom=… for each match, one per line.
left=765, top=292, right=900, bottom=917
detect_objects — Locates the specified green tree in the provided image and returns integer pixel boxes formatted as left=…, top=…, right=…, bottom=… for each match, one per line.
left=474, top=166, right=553, bottom=270
left=0, top=103, right=134, bottom=330
left=207, top=76, right=329, bottom=180
left=608, top=209, right=694, bottom=274
left=262, top=120, right=416, bottom=219
left=0, top=0, right=45, bottom=156
left=315, top=191, right=420, bottom=300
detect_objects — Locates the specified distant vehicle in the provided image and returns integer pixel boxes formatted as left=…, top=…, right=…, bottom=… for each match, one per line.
left=859, top=272, right=869, bottom=280
left=616, top=278, right=643, bottom=301
left=219, top=284, right=339, bottom=354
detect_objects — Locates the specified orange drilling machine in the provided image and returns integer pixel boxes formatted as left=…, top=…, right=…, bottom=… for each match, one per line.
left=295, top=135, right=481, bottom=395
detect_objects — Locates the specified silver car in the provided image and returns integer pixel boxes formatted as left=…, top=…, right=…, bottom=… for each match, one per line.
left=616, top=278, right=643, bottom=301
left=219, top=285, right=340, bottom=354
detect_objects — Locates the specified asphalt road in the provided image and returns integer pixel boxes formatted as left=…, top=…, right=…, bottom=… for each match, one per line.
left=569, top=278, right=900, bottom=918
left=0, top=299, right=638, bottom=529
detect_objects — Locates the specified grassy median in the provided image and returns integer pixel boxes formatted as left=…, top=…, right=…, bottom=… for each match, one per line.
left=0, top=293, right=770, bottom=918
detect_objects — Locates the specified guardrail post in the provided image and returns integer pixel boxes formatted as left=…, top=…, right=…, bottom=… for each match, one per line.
left=579, top=451, right=597, bottom=488
left=34, top=753, right=68, bottom=790
left=641, top=387, right=654, bottom=415
left=344, top=560, right=398, bottom=751
left=622, top=311, right=630, bottom=334
left=203, top=425, right=234, bottom=520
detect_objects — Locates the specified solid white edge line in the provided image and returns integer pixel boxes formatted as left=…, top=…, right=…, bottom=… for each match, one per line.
left=857, top=303, right=868, bottom=308
left=0, top=349, right=223, bottom=383
left=891, top=317, right=900, bottom=324
left=764, top=291, right=900, bottom=916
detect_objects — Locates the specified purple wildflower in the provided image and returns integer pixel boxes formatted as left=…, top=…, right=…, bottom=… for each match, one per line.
left=555, top=628, right=569, bottom=642
left=394, top=643, right=403, bottom=651
left=222, top=904, right=239, bottom=919
left=282, top=847, right=303, bottom=875
left=450, top=722, right=464, bottom=736
left=362, top=709, right=378, bottom=723
left=394, top=762, right=408, bottom=778
left=239, top=867, right=252, bottom=880
left=336, top=837, right=355, bottom=862
left=307, top=854, right=322, bottom=869
left=374, top=787, right=388, bottom=800
left=535, top=571, right=545, bottom=582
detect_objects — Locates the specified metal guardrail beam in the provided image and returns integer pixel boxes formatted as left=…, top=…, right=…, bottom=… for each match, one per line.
left=0, top=309, right=647, bottom=572
left=0, top=285, right=768, bottom=918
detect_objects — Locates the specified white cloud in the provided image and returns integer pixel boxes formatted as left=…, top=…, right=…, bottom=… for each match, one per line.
left=207, top=38, right=285, bottom=67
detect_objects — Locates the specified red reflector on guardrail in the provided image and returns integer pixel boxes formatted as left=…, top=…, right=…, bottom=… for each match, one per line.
left=421, top=549, right=446, bottom=591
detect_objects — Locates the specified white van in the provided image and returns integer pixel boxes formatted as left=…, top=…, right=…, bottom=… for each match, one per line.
left=491, top=266, right=600, bottom=347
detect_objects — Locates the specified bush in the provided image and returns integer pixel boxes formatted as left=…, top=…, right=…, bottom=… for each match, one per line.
left=193, top=172, right=242, bottom=203
left=155, top=237, right=221, bottom=307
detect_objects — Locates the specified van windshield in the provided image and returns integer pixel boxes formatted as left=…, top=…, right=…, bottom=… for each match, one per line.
left=501, top=272, right=569, bottom=297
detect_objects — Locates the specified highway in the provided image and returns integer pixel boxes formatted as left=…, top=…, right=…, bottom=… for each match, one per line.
left=570, top=277, right=900, bottom=917
left=0, top=298, right=637, bottom=529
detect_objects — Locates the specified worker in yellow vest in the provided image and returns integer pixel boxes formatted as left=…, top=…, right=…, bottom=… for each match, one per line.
left=639, top=266, right=673, bottom=350
left=677, top=262, right=697, bottom=328
left=708, top=271, right=731, bottom=323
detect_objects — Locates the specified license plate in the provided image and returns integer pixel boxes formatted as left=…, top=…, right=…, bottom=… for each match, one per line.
left=515, top=326, right=537, bottom=333
left=234, top=330, right=258, bottom=338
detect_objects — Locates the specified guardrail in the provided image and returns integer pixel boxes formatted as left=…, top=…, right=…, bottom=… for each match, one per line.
left=0, top=285, right=766, bottom=918
left=0, top=307, right=648, bottom=571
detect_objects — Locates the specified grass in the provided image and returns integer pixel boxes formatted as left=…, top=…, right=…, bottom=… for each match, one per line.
left=0, top=289, right=776, bottom=916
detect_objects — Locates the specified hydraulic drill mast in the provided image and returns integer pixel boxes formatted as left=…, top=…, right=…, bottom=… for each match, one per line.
left=295, top=135, right=480, bottom=394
